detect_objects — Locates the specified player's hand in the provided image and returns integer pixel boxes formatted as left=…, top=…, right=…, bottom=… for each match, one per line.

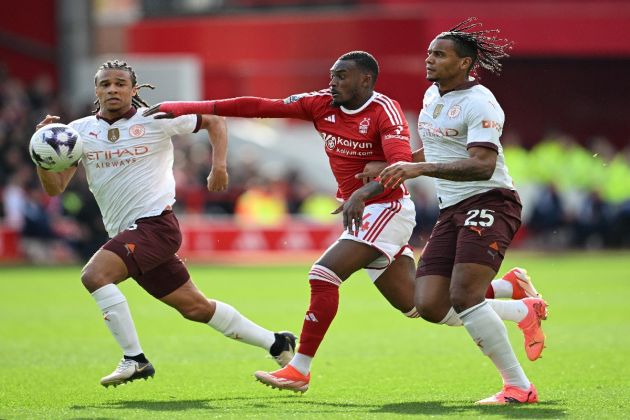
left=334, top=195, right=366, bottom=235
left=355, top=161, right=387, bottom=184
left=207, top=167, right=228, bottom=192
left=379, top=162, right=424, bottom=189
left=143, top=103, right=175, bottom=119
left=36, top=115, right=61, bottom=130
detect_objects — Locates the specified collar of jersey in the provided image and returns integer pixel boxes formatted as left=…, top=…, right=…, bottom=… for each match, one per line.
left=96, top=107, right=137, bottom=125
left=436, top=79, right=480, bottom=96
left=340, top=91, right=377, bottom=115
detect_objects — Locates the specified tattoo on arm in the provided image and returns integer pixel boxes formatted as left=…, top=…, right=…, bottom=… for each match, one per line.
left=420, top=158, right=494, bottom=181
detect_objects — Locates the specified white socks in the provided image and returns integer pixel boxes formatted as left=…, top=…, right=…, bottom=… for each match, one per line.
left=439, top=307, right=464, bottom=326
left=207, top=300, right=275, bottom=350
left=91, top=284, right=143, bottom=357
left=289, top=353, right=313, bottom=375
left=490, top=278, right=513, bottom=298
left=439, top=300, right=527, bottom=326
left=486, top=300, right=528, bottom=323
left=459, top=301, right=530, bottom=389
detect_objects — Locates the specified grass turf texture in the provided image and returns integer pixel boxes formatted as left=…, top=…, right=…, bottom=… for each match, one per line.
left=1, top=251, right=629, bottom=419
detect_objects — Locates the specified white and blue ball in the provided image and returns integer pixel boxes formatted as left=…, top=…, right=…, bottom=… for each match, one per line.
left=29, top=123, right=83, bottom=172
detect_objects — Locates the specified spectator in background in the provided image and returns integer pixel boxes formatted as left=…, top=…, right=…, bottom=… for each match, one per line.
left=234, top=175, right=289, bottom=226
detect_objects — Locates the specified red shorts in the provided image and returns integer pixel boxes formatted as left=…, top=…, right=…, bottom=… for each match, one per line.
left=102, top=211, right=190, bottom=298
left=417, top=188, right=522, bottom=277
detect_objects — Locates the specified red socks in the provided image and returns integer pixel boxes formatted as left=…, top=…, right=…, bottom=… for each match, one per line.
left=297, top=280, right=339, bottom=357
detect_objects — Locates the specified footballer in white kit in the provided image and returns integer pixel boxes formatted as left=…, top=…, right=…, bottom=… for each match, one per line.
left=69, top=108, right=199, bottom=238
left=418, top=80, right=514, bottom=209
left=32, top=60, right=296, bottom=389
left=378, top=19, right=548, bottom=405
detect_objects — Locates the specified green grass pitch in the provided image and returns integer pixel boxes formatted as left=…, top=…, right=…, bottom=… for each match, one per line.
left=1, top=252, right=629, bottom=419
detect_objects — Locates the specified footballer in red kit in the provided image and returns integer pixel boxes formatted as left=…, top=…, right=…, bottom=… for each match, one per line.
left=145, top=51, right=419, bottom=393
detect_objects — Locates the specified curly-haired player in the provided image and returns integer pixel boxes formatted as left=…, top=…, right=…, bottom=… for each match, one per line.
left=376, top=18, right=549, bottom=404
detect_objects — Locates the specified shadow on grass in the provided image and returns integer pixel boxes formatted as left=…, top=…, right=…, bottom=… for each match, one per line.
left=373, top=400, right=567, bottom=418
left=70, top=396, right=298, bottom=412
left=71, top=397, right=567, bottom=417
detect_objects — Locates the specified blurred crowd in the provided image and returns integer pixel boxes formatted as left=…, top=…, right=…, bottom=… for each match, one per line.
left=1, top=68, right=629, bottom=263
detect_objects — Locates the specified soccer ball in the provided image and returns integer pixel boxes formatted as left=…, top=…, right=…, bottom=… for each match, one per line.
left=29, top=123, right=83, bottom=172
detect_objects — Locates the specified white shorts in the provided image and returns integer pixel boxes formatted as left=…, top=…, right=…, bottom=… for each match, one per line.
left=335, top=196, right=416, bottom=281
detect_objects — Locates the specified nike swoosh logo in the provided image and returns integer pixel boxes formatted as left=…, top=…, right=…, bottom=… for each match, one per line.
left=136, top=364, right=149, bottom=372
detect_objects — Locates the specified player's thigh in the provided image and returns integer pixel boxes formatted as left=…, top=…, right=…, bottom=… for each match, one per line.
left=373, top=255, right=416, bottom=311
left=81, top=248, right=128, bottom=292
left=316, top=239, right=383, bottom=280
left=416, top=210, right=458, bottom=279
left=415, top=274, right=452, bottom=322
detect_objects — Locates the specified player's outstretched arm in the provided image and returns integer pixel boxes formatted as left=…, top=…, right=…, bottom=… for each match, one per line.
left=143, top=101, right=216, bottom=119
left=200, top=115, right=229, bottom=192
left=145, top=97, right=309, bottom=120
left=33, top=115, right=77, bottom=196
left=379, top=146, right=497, bottom=189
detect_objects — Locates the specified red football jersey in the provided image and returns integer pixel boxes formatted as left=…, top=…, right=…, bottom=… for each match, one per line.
left=211, top=90, right=412, bottom=204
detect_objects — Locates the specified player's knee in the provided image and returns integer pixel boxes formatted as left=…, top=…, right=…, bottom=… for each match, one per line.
left=178, top=299, right=212, bottom=323
left=413, top=295, right=443, bottom=323
left=449, top=287, right=481, bottom=313
left=80, top=265, right=111, bottom=293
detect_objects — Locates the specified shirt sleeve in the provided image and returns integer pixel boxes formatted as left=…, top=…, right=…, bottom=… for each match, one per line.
left=160, top=114, right=200, bottom=137
left=465, top=97, right=504, bottom=152
left=212, top=93, right=318, bottom=121
left=378, top=100, right=412, bottom=164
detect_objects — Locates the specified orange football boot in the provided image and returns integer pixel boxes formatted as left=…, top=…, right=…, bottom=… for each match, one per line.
left=518, top=297, right=549, bottom=361
left=502, top=267, right=541, bottom=300
left=254, top=365, right=310, bottom=393
left=476, top=384, right=539, bottom=405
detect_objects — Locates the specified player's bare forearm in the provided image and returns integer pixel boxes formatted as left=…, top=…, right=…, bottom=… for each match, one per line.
left=419, top=146, right=497, bottom=181
left=350, top=180, right=385, bottom=202
left=414, top=158, right=494, bottom=181
left=202, top=115, right=228, bottom=168
left=201, top=115, right=229, bottom=192
left=380, top=147, right=496, bottom=189
left=36, top=166, right=76, bottom=196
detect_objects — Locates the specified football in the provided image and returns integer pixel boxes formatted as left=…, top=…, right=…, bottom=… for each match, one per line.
left=29, top=123, right=83, bottom=172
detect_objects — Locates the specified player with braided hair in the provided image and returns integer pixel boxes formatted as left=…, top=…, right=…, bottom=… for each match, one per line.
left=32, top=60, right=296, bottom=387
left=91, top=60, right=156, bottom=113
left=363, top=18, right=548, bottom=404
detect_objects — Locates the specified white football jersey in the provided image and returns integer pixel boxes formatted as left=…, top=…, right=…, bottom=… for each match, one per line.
left=69, top=108, right=199, bottom=237
left=418, top=81, right=514, bottom=208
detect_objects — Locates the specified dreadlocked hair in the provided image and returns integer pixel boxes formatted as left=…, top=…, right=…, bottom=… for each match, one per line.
left=437, top=17, right=513, bottom=77
left=92, top=59, right=155, bottom=114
